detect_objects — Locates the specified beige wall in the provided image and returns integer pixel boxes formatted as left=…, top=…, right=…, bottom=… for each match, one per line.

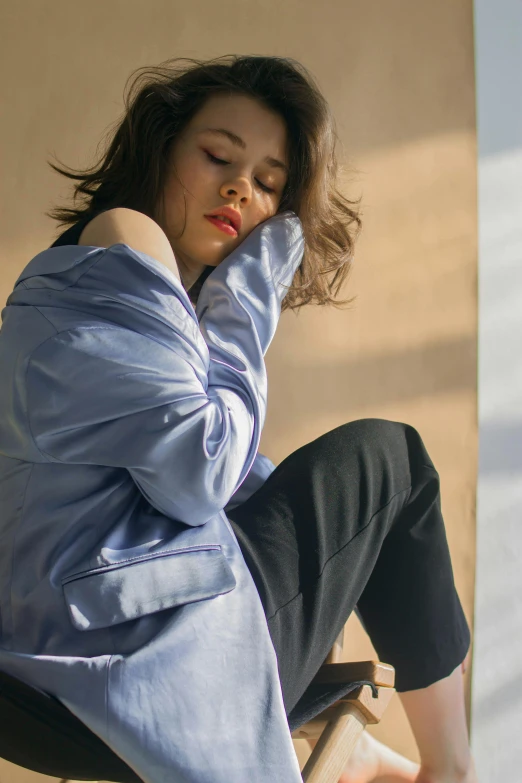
left=0, top=0, right=477, bottom=779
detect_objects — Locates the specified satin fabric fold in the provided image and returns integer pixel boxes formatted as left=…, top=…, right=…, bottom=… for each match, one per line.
left=0, top=212, right=305, bottom=782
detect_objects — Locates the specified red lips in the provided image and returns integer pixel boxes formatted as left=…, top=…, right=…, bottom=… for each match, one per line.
left=204, top=206, right=242, bottom=233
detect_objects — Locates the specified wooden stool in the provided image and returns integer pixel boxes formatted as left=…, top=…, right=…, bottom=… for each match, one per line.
left=291, top=630, right=396, bottom=783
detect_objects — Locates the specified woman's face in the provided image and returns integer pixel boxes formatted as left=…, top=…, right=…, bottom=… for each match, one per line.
left=156, top=92, right=289, bottom=290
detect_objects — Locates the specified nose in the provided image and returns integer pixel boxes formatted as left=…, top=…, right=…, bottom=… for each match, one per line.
left=219, top=175, right=252, bottom=204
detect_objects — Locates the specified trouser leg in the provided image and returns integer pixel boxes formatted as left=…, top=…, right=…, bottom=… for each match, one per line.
left=227, top=418, right=470, bottom=714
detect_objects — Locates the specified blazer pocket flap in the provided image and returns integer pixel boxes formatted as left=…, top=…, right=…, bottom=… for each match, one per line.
left=62, top=546, right=236, bottom=631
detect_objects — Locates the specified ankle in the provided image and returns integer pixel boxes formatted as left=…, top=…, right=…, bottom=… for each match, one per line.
left=417, top=753, right=476, bottom=783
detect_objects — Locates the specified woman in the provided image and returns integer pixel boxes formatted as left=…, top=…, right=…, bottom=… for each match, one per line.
left=0, top=55, right=476, bottom=782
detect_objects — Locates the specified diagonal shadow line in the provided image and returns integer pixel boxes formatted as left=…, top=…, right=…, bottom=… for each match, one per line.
left=268, top=333, right=477, bottom=414
left=473, top=670, right=522, bottom=723
left=478, top=422, right=522, bottom=474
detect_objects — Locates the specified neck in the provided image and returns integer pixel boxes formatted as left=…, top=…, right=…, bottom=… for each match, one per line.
left=176, top=256, right=208, bottom=292
left=186, top=266, right=214, bottom=308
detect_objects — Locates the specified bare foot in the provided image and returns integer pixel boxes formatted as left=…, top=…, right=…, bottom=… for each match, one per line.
left=337, top=730, right=419, bottom=783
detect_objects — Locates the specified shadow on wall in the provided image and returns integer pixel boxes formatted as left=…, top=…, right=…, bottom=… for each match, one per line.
left=268, top=333, right=476, bottom=423
left=474, top=668, right=522, bottom=723
left=472, top=481, right=522, bottom=768
left=479, top=422, right=522, bottom=473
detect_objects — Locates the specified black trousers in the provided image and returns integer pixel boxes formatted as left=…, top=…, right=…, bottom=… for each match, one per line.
left=0, top=418, right=470, bottom=781
left=228, top=419, right=470, bottom=718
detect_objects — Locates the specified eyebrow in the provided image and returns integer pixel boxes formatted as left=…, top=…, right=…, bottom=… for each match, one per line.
left=199, top=127, right=289, bottom=175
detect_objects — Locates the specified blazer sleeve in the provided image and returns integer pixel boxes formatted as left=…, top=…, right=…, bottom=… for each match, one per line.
left=224, top=450, right=277, bottom=512
left=25, top=211, right=304, bottom=527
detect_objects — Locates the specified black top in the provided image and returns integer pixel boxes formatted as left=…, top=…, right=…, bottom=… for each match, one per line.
left=50, top=216, right=96, bottom=248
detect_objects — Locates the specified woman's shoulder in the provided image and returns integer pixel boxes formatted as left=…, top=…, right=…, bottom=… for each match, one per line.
left=77, top=208, right=162, bottom=246
left=51, top=208, right=181, bottom=282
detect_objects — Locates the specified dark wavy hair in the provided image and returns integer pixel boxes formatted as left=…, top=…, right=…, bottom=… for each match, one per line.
left=46, top=54, right=362, bottom=313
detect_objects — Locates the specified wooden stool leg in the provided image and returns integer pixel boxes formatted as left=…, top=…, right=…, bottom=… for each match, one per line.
left=302, top=701, right=367, bottom=783
left=299, top=683, right=395, bottom=783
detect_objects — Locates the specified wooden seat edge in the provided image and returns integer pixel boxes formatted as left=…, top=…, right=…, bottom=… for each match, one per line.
left=311, top=660, right=395, bottom=688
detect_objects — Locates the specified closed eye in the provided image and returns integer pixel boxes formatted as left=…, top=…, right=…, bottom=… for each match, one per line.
left=204, top=150, right=275, bottom=194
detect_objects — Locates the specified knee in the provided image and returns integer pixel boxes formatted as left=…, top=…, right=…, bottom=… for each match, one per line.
left=320, top=418, right=427, bottom=469
left=336, top=418, right=408, bottom=446
left=339, top=418, right=437, bottom=477
left=312, top=418, right=401, bottom=457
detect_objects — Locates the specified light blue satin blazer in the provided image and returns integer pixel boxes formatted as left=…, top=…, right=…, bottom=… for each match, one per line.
left=0, top=212, right=305, bottom=782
